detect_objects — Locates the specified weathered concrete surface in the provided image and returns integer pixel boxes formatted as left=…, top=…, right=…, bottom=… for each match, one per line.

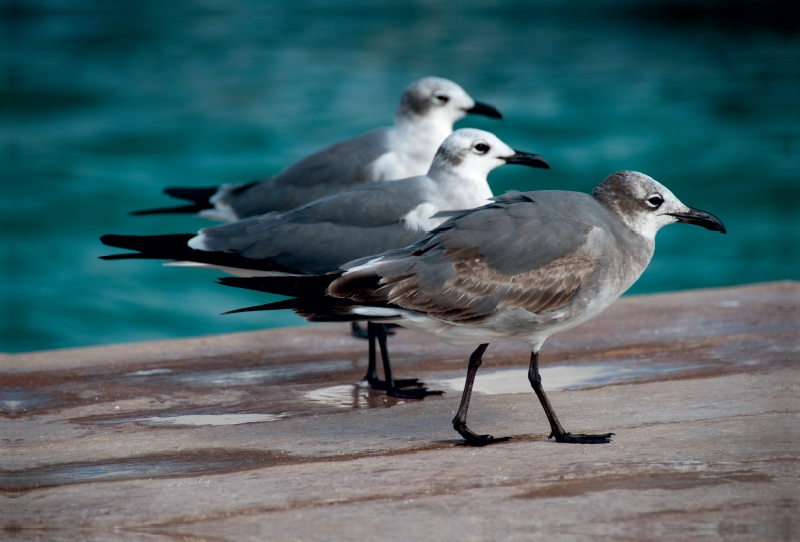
left=1, top=281, right=798, bottom=541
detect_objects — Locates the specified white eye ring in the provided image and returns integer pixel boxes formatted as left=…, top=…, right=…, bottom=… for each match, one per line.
left=646, top=194, right=664, bottom=208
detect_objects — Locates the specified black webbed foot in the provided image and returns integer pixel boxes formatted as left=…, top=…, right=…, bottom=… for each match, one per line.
left=365, top=376, right=424, bottom=390
left=387, top=386, right=444, bottom=399
left=453, top=420, right=512, bottom=447
left=394, top=378, right=422, bottom=388
left=548, top=431, right=615, bottom=444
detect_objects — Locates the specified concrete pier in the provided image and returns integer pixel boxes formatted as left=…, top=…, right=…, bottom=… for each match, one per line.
left=1, top=281, right=798, bottom=540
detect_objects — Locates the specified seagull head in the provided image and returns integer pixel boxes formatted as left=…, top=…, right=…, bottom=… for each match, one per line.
left=593, top=171, right=726, bottom=240
left=428, top=128, right=549, bottom=181
left=396, top=77, right=503, bottom=128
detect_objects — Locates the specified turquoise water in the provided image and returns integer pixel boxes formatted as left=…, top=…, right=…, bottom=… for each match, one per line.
left=3, top=3, right=799, bottom=353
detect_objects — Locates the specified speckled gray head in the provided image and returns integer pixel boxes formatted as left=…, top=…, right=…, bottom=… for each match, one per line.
left=396, top=77, right=503, bottom=125
left=593, top=171, right=726, bottom=240
left=428, top=128, right=550, bottom=180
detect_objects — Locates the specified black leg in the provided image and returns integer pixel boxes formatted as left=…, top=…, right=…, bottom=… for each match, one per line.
left=377, top=324, right=443, bottom=399
left=452, top=344, right=511, bottom=446
left=361, top=322, right=381, bottom=386
left=361, top=323, right=424, bottom=390
left=528, top=350, right=614, bottom=444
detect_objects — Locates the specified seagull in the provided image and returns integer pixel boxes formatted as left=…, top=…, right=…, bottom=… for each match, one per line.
left=101, top=129, right=550, bottom=399
left=217, top=171, right=726, bottom=446
left=132, top=77, right=503, bottom=221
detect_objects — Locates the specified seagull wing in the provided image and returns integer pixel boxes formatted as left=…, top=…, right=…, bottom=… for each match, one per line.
left=194, top=178, right=433, bottom=275
left=331, top=191, right=605, bottom=322
left=218, top=128, right=393, bottom=218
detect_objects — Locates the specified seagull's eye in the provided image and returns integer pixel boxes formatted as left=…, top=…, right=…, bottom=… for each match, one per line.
left=646, top=195, right=664, bottom=208
left=434, top=94, right=449, bottom=104
left=474, top=143, right=490, bottom=154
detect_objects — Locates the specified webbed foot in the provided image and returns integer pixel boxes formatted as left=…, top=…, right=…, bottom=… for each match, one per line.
left=453, top=420, right=512, bottom=447
left=365, top=375, right=423, bottom=390
left=549, top=431, right=614, bottom=444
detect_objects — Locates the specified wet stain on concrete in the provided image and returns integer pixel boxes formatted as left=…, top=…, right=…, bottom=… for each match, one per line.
left=515, top=470, right=773, bottom=500
left=304, top=383, right=409, bottom=409
left=134, top=413, right=288, bottom=426
left=1, top=440, right=474, bottom=493
left=1, top=449, right=292, bottom=492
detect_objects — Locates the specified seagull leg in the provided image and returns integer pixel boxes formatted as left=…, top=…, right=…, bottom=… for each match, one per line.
left=362, top=322, right=381, bottom=387
left=362, top=323, right=423, bottom=390
left=377, top=324, right=443, bottom=399
left=452, top=344, right=511, bottom=446
left=528, top=350, right=614, bottom=444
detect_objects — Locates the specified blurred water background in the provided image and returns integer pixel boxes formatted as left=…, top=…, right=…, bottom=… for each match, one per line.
left=3, top=1, right=798, bottom=353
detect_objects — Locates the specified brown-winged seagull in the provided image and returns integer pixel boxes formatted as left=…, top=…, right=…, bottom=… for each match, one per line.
left=132, top=77, right=503, bottom=221
left=218, top=171, right=726, bottom=446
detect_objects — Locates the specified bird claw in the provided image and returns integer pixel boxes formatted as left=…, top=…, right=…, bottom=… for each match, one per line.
left=453, top=420, right=512, bottom=447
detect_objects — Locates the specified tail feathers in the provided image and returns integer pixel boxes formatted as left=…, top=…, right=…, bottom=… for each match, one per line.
left=164, top=186, right=219, bottom=203
left=223, top=297, right=395, bottom=323
left=223, top=298, right=311, bottom=315
left=219, top=275, right=402, bottom=322
left=130, top=203, right=213, bottom=216
left=218, top=274, right=341, bottom=299
left=130, top=186, right=218, bottom=216
left=100, top=234, right=196, bottom=260
left=100, top=233, right=299, bottom=274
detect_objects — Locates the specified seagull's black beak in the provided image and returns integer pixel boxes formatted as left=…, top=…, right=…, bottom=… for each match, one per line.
left=465, top=101, right=503, bottom=119
left=668, top=206, right=727, bottom=234
left=502, top=151, right=550, bottom=169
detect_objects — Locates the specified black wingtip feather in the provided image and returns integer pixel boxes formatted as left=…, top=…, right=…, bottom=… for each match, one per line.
left=100, top=253, right=144, bottom=261
left=218, top=274, right=342, bottom=298
left=223, top=298, right=396, bottom=323
left=219, top=275, right=403, bottom=323
left=130, top=203, right=213, bottom=216
left=130, top=186, right=218, bottom=216
left=163, top=186, right=219, bottom=204
left=222, top=303, right=282, bottom=315
left=100, top=233, right=300, bottom=274
left=100, top=233, right=195, bottom=252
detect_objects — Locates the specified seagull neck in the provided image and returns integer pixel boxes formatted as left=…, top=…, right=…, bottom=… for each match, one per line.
left=593, top=193, right=652, bottom=241
left=593, top=197, right=657, bottom=287
left=392, top=113, right=453, bottom=159
left=426, top=167, right=494, bottom=209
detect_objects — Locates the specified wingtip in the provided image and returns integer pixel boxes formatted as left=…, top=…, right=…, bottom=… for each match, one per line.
left=222, top=304, right=274, bottom=315
left=99, top=234, right=123, bottom=247
left=128, top=203, right=211, bottom=216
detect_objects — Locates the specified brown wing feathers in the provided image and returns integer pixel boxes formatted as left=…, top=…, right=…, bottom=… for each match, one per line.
left=360, top=248, right=594, bottom=323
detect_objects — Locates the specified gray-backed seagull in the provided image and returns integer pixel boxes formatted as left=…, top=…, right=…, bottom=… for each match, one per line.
left=101, top=129, right=550, bottom=399
left=132, top=77, right=503, bottom=221
left=218, top=171, right=726, bottom=446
